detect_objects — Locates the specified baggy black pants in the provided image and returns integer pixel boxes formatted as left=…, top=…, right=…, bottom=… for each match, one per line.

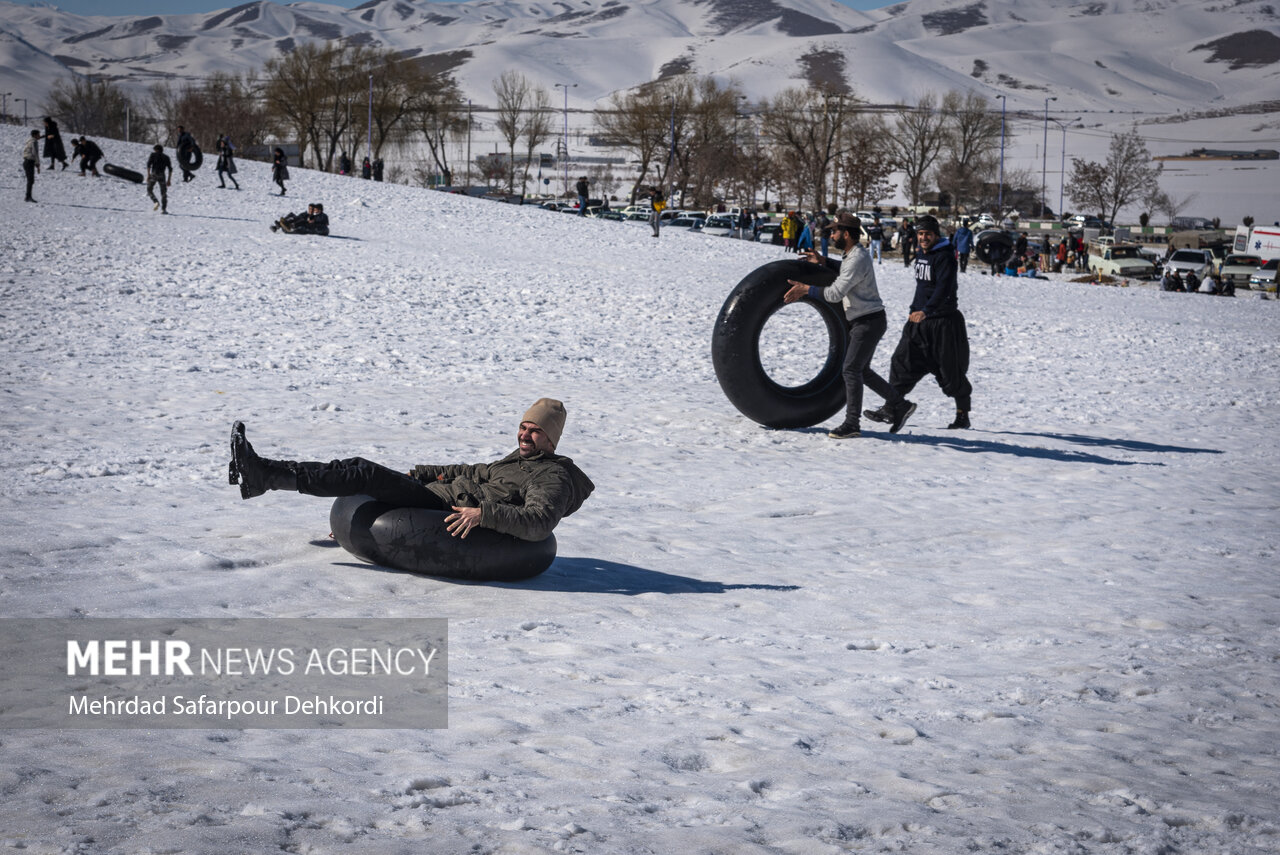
left=842, top=310, right=898, bottom=425
left=888, top=312, right=972, bottom=412
left=23, top=159, right=36, bottom=200
left=294, top=457, right=448, bottom=510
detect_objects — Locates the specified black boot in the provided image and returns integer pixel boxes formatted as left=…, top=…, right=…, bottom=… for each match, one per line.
left=229, top=421, right=298, bottom=499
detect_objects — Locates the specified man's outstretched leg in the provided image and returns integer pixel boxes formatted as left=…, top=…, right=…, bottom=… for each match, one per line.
left=228, top=421, right=446, bottom=508
left=229, top=421, right=298, bottom=498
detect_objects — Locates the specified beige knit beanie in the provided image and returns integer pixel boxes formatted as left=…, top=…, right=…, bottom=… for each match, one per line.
left=521, top=398, right=567, bottom=448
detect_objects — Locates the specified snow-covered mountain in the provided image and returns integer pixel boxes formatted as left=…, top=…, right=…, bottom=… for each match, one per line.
left=1, top=0, right=1277, bottom=118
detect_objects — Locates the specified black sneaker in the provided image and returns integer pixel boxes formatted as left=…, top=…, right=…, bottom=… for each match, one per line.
left=889, top=401, right=917, bottom=434
left=827, top=422, right=861, bottom=439
left=947, top=410, right=970, bottom=430
left=863, top=405, right=892, bottom=424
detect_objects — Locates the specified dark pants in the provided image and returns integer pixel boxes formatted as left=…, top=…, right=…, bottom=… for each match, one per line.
left=147, top=175, right=167, bottom=210
left=294, top=457, right=449, bottom=510
left=843, top=310, right=897, bottom=425
left=958, top=252, right=970, bottom=272
left=23, top=159, right=36, bottom=200
left=889, top=312, right=973, bottom=412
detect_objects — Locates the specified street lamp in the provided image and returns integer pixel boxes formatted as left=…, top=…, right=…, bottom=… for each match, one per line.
left=1042, top=96, right=1057, bottom=219
left=995, top=94, right=1007, bottom=220
left=1049, top=117, right=1082, bottom=221
left=664, top=93, right=676, bottom=203
left=554, top=83, right=576, bottom=197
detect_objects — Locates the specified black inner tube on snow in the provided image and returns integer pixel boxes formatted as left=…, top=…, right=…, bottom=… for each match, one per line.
left=712, top=258, right=847, bottom=429
left=975, top=229, right=1015, bottom=267
left=329, top=495, right=557, bottom=582
left=103, top=163, right=143, bottom=184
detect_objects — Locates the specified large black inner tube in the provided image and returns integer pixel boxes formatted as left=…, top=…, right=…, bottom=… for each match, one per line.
left=329, top=495, right=557, bottom=582
left=103, top=163, right=143, bottom=184
left=712, top=258, right=846, bottom=429
left=975, top=229, right=1015, bottom=266
left=178, top=145, right=203, bottom=172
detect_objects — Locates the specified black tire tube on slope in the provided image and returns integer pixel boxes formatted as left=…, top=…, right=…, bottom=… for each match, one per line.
left=975, top=229, right=1015, bottom=267
left=329, top=495, right=557, bottom=582
left=712, top=258, right=847, bottom=430
left=103, top=163, right=144, bottom=184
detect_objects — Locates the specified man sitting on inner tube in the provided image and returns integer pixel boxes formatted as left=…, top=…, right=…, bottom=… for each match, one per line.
left=228, top=398, right=594, bottom=542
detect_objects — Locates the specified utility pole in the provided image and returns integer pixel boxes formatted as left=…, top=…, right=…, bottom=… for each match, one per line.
left=1042, top=96, right=1057, bottom=219
left=554, top=83, right=576, bottom=197
left=367, top=74, right=373, bottom=164
left=996, top=94, right=1006, bottom=219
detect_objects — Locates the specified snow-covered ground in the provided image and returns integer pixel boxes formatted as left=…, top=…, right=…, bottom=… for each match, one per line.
left=1, top=126, right=1278, bottom=854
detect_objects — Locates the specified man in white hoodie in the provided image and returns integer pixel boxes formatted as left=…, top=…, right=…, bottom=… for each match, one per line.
left=783, top=211, right=915, bottom=439
left=21, top=130, right=40, bottom=203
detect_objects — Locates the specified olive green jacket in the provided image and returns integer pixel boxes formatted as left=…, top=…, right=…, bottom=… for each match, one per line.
left=411, top=450, right=594, bottom=542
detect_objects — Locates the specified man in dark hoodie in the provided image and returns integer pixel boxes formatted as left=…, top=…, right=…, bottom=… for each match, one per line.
left=228, top=399, right=594, bottom=542
left=866, top=214, right=973, bottom=430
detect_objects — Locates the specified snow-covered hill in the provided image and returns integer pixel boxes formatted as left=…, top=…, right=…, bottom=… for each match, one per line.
left=1, top=123, right=1279, bottom=852
left=0, top=0, right=1276, bottom=116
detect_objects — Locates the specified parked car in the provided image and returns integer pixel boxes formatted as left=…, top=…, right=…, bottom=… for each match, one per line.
left=1248, top=258, right=1279, bottom=291
left=623, top=211, right=651, bottom=223
left=1219, top=254, right=1262, bottom=290
left=756, top=223, right=783, bottom=244
left=1163, top=248, right=1214, bottom=280
left=1087, top=238, right=1156, bottom=279
left=702, top=214, right=735, bottom=236
left=665, top=216, right=704, bottom=230
left=1068, top=214, right=1112, bottom=231
left=595, top=210, right=624, bottom=221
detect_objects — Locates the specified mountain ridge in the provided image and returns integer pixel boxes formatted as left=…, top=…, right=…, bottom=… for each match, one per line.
left=0, top=0, right=1276, bottom=121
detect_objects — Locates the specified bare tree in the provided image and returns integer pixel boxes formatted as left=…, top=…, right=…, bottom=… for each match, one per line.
left=933, top=89, right=1003, bottom=214
left=839, top=112, right=896, bottom=210
left=519, top=84, right=554, bottom=199
left=670, top=76, right=741, bottom=207
left=1066, top=126, right=1163, bottom=225
left=146, top=72, right=266, bottom=151
left=264, top=42, right=387, bottom=171
left=757, top=85, right=853, bottom=210
left=493, top=70, right=535, bottom=193
left=887, top=94, right=948, bottom=207
left=416, top=82, right=465, bottom=186
left=44, top=75, right=139, bottom=139
left=594, top=85, right=674, bottom=202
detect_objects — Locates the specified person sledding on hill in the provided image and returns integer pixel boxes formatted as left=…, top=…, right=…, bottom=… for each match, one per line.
left=271, top=203, right=329, bottom=235
left=75, top=136, right=103, bottom=177
left=228, top=398, right=595, bottom=542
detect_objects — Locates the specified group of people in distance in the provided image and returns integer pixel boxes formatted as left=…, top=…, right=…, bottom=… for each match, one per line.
left=19, top=117, right=106, bottom=202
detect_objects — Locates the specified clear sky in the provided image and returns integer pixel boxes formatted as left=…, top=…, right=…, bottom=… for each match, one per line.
left=12, top=0, right=894, bottom=15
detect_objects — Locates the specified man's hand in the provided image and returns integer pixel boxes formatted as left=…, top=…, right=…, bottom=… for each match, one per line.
left=783, top=281, right=810, bottom=304
left=445, top=506, right=482, bottom=539
left=800, top=249, right=823, bottom=265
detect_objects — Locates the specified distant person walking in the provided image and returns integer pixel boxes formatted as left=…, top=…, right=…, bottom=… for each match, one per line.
left=145, top=144, right=172, bottom=214
left=361, top=156, right=372, bottom=179
left=648, top=186, right=664, bottom=238
left=372, top=157, right=384, bottom=182
left=576, top=176, right=589, bottom=215
left=953, top=219, right=973, bottom=272
left=272, top=147, right=289, bottom=196
left=866, top=215, right=885, bottom=264
left=42, top=117, right=68, bottom=171
left=175, top=125, right=198, bottom=182
left=215, top=134, right=239, bottom=189
left=21, top=129, right=41, bottom=202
